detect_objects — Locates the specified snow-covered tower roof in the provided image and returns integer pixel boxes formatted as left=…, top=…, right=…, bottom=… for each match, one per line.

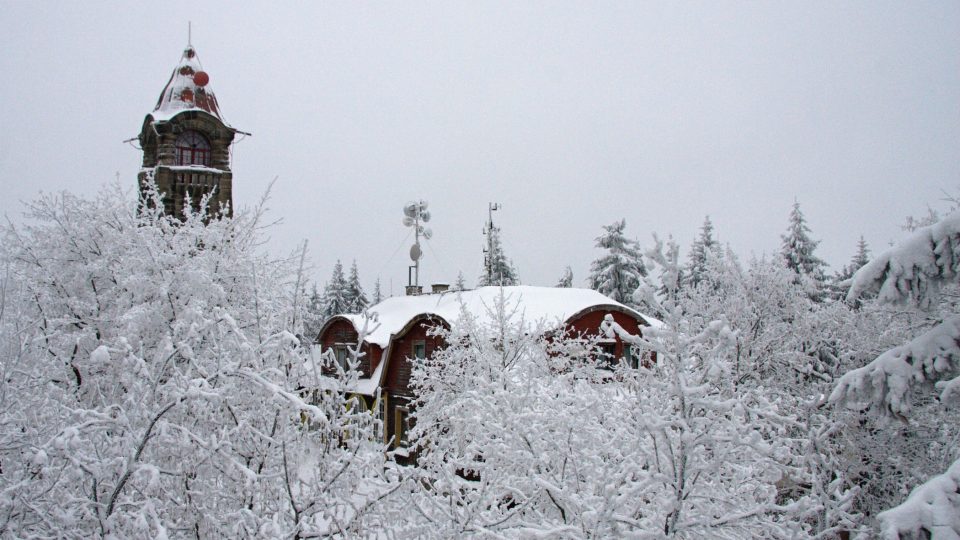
left=150, top=45, right=228, bottom=124
left=137, top=43, right=241, bottom=220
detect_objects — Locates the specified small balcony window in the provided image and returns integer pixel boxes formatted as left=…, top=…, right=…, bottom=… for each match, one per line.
left=175, top=131, right=212, bottom=167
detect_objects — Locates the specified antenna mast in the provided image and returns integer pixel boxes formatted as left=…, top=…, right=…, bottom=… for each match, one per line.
left=188, top=21, right=192, bottom=47
left=483, top=202, right=500, bottom=284
left=403, top=201, right=432, bottom=295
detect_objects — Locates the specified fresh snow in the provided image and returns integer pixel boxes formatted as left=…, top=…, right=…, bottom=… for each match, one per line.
left=877, top=458, right=960, bottom=540
left=342, top=285, right=658, bottom=348
left=830, top=315, right=960, bottom=417
left=847, top=210, right=960, bottom=307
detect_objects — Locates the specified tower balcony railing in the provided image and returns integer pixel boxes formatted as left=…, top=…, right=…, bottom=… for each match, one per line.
left=165, top=165, right=226, bottom=190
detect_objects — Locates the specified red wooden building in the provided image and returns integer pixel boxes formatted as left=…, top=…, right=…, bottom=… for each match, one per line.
left=315, top=285, right=658, bottom=450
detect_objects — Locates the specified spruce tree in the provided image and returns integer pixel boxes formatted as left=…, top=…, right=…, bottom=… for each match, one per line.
left=321, top=260, right=350, bottom=318
left=781, top=202, right=826, bottom=281
left=346, top=260, right=369, bottom=313
left=478, top=226, right=520, bottom=286
left=588, top=219, right=646, bottom=305
left=454, top=271, right=467, bottom=291
left=304, top=283, right=325, bottom=340
left=836, top=236, right=871, bottom=282
left=371, top=277, right=383, bottom=305
left=556, top=266, right=573, bottom=288
left=685, top=215, right=716, bottom=287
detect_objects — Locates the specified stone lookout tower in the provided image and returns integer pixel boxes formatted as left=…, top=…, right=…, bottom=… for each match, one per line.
left=137, top=44, right=240, bottom=219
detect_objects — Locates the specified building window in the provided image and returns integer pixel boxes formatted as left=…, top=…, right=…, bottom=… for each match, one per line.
left=413, top=341, right=426, bottom=360
left=395, top=407, right=412, bottom=448
left=334, top=345, right=349, bottom=370
left=625, top=345, right=640, bottom=369
left=175, top=130, right=212, bottom=167
left=598, top=342, right=617, bottom=369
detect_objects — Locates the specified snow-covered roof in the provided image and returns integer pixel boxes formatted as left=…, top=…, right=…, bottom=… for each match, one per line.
left=149, top=45, right=229, bottom=125
left=342, top=286, right=658, bottom=348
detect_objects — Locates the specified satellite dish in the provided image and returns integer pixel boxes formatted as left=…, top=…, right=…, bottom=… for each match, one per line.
left=421, top=210, right=431, bottom=222
left=402, top=216, right=414, bottom=227
left=419, top=201, right=429, bottom=210
left=422, top=228, right=433, bottom=240
left=404, top=204, right=417, bottom=218
left=410, top=243, right=422, bottom=261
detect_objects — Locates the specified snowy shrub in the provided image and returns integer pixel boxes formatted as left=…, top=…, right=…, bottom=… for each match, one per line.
left=0, top=184, right=398, bottom=537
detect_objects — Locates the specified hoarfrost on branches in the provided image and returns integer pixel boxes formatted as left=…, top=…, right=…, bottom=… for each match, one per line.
left=0, top=184, right=400, bottom=537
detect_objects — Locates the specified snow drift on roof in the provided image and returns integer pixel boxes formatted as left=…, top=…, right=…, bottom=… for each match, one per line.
left=150, top=45, right=229, bottom=124
left=342, top=285, right=658, bottom=348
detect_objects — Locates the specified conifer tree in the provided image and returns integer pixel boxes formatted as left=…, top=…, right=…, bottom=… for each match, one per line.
left=304, top=283, right=325, bottom=339
left=454, top=271, right=467, bottom=291
left=371, top=277, right=383, bottom=305
left=834, top=236, right=871, bottom=282
left=478, top=226, right=520, bottom=286
left=781, top=201, right=826, bottom=281
left=588, top=219, right=646, bottom=305
left=346, top=260, right=369, bottom=313
left=556, top=266, right=574, bottom=288
left=685, top=215, right=717, bottom=287
left=321, top=260, right=350, bottom=318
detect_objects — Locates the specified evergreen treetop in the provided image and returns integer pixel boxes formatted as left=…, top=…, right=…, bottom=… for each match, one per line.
left=781, top=201, right=826, bottom=280
left=685, top=215, right=717, bottom=287
left=372, top=277, right=384, bottom=305
left=346, top=260, right=369, bottom=313
left=478, top=226, right=520, bottom=287
left=454, top=271, right=467, bottom=291
left=321, top=260, right=350, bottom=318
left=588, top=219, right=646, bottom=305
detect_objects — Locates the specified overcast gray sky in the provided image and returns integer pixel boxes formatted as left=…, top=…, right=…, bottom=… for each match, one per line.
left=1, top=2, right=958, bottom=293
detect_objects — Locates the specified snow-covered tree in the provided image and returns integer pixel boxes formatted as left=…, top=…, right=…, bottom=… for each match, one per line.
left=321, top=260, right=350, bottom=318
left=588, top=219, right=646, bottom=305
left=304, top=283, right=325, bottom=339
left=453, top=271, right=467, bottom=291
left=831, top=210, right=960, bottom=539
left=371, top=277, right=384, bottom=304
left=556, top=265, right=573, bottom=287
left=628, top=237, right=822, bottom=538
left=684, top=215, right=717, bottom=287
left=0, top=184, right=400, bottom=537
left=346, top=260, right=369, bottom=313
left=407, top=292, right=668, bottom=536
left=836, top=236, right=871, bottom=282
left=478, top=226, right=519, bottom=287
left=781, top=202, right=827, bottom=283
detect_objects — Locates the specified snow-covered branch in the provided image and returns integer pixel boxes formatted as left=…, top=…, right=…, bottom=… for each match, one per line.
left=877, top=458, right=960, bottom=540
left=847, top=211, right=960, bottom=307
left=829, top=316, right=960, bottom=417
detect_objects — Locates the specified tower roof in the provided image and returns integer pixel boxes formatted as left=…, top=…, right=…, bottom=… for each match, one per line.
left=150, top=45, right=229, bottom=125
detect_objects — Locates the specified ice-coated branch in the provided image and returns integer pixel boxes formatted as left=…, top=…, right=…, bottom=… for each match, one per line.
left=829, top=316, right=960, bottom=417
left=847, top=210, right=960, bottom=307
left=877, top=458, right=960, bottom=540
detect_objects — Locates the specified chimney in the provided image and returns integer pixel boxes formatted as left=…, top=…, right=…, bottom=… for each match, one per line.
left=431, top=283, right=450, bottom=294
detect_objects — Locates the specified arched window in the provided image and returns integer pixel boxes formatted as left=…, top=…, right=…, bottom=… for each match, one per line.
left=174, top=131, right=212, bottom=166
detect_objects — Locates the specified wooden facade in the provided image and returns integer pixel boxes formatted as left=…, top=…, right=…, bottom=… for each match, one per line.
left=315, top=290, right=653, bottom=454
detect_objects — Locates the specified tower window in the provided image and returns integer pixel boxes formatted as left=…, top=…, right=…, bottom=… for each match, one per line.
left=174, top=131, right=212, bottom=167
